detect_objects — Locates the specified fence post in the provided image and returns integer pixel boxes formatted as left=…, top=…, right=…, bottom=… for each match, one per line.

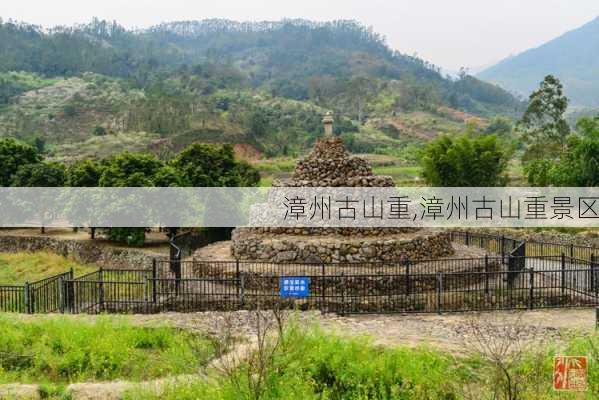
left=340, top=272, right=345, bottom=316
left=58, top=277, right=65, bottom=313
left=528, top=268, right=534, bottom=310
left=484, top=255, right=489, bottom=295
left=152, top=259, right=157, bottom=305
left=561, top=253, right=566, bottom=295
left=235, top=259, right=241, bottom=300
left=592, top=254, right=597, bottom=294
left=321, top=262, right=326, bottom=312
left=465, top=231, right=470, bottom=246
left=436, top=273, right=443, bottom=315
left=239, top=272, right=245, bottom=308
left=405, top=258, right=411, bottom=296
left=98, top=267, right=105, bottom=311
left=24, top=282, right=31, bottom=314
left=570, top=244, right=574, bottom=259
left=501, top=235, right=505, bottom=263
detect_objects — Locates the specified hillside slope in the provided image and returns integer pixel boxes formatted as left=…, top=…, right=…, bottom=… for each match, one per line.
left=0, top=18, right=523, bottom=158
left=478, top=17, right=599, bottom=106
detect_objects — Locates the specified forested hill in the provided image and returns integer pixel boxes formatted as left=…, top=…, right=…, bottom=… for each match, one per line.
left=478, top=17, right=599, bottom=107
left=0, top=18, right=524, bottom=157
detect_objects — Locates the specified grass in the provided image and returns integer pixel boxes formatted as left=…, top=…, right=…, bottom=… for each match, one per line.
left=254, top=154, right=426, bottom=187
left=373, top=165, right=424, bottom=186
left=0, top=251, right=97, bottom=285
left=128, top=321, right=599, bottom=400
left=0, top=315, right=215, bottom=384
left=128, top=325, right=464, bottom=400
left=50, top=131, right=161, bottom=162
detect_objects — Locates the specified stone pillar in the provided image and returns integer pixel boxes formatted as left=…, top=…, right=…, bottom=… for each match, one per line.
left=323, top=111, right=334, bottom=137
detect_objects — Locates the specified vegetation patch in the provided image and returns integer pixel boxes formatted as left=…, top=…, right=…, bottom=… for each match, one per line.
left=0, top=251, right=97, bottom=284
left=129, top=325, right=464, bottom=400
left=0, top=316, right=214, bottom=384
left=128, top=319, right=599, bottom=400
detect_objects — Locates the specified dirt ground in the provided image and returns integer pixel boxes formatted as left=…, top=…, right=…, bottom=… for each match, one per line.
left=15, top=307, right=595, bottom=352
left=4, top=308, right=595, bottom=399
left=142, top=308, right=596, bottom=351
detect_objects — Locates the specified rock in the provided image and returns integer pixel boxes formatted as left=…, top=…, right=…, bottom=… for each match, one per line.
left=274, top=250, right=297, bottom=262
left=305, top=254, right=323, bottom=264
left=0, top=384, right=41, bottom=400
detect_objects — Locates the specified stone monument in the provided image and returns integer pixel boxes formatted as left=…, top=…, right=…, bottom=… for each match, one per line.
left=231, top=113, right=453, bottom=263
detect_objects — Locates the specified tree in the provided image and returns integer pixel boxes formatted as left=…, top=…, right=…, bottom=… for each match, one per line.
left=11, top=161, right=65, bottom=187
left=519, top=75, right=570, bottom=158
left=484, top=117, right=513, bottom=136
left=235, top=161, right=261, bottom=187
left=523, top=159, right=554, bottom=187
left=171, top=143, right=259, bottom=187
left=525, top=116, right=599, bottom=187
left=99, top=152, right=171, bottom=246
left=11, top=161, right=65, bottom=233
left=421, top=134, right=508, bottom=186
left=247, top=109, right=269, bottom=140
left=65, top=160, right=104, bottom=187
left=99, top=152, right=165, bottom=187
left=347, top=76, right=376, bottom=124
left=64, top=159, right=105, bottom=236
left=0, top=138, right=41, bottom=186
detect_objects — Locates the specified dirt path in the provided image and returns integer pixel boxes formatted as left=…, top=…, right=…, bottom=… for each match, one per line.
left=129, top=308, right=596, bottom=353
left=317, top=309, right=594, bottom=351
left=4, top=308, right=595, bottom=399
left=17, top=308, right=594, bottom=352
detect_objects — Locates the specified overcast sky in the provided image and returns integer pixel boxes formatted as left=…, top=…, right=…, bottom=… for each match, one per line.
left=2, top=0, right=599, bottom=71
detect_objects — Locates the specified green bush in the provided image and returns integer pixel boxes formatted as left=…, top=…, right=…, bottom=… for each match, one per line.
left=525, top=116, right=599, bottom=187
left=107, top=227, right=146, bottom=247
left=93, top=125, right=107, bottom=136
left=421, top=133, right=508, bottom=186
left=0, top=316, right=214, bottom=384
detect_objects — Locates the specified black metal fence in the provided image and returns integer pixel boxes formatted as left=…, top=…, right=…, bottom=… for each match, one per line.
left=1, top=230, right=599, bottom=315
left=0, top=270, right=74, bottom=314
left=450, top=230, right=598, bottom=263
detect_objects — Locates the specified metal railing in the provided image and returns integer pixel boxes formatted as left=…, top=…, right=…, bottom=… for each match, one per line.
left=1, top=230, right=598, bottom=315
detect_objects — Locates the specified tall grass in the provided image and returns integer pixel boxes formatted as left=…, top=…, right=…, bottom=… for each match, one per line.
left=129, top=325, right=463, bottom=400
left=0, top=251, right=97, bottom=284
left=130, top=322, right=599, bottom=400
left=0, top=316, right=215, bottom=384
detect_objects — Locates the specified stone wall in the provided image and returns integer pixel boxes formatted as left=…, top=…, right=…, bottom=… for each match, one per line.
left=0, top=235, right=163, bottom=269
left=232, top=230, right=454, bottom=263
left=246, top=227, right=420, bottom=237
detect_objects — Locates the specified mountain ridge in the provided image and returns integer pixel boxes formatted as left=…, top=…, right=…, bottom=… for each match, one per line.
left=0, top=18, right=524, bottom=158
left=478, top=16, right=599, bottom=106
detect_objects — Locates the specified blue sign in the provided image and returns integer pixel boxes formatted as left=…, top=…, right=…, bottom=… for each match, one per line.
left=279, top=277, right=310, bottom=298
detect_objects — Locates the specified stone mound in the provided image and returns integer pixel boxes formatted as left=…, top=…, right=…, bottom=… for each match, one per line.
left=273, top=137, right=394, bottom=187
left=230, top=132, right=453, bottom=263
left=232, top=230, right=453, bottom=263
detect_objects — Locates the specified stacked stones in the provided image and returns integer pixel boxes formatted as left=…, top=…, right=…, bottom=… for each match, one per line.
left=231, top=126, right=454, bottom=263
left=232, top=231, right=453, bottom=263
left=273, top=137, right=395, bottom=188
